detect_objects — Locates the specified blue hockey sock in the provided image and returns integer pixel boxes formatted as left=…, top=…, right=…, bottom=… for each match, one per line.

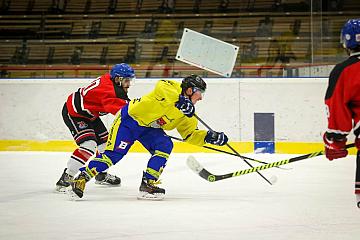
left=145, top=150, right=169, bottom=180
left=86, top=154, right=114, bottom=177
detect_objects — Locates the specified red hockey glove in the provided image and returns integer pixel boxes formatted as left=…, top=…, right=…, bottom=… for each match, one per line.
left=323, top=133, right=348, bottom=161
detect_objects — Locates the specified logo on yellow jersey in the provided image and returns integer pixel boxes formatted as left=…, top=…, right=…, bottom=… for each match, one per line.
left=149, top=117, right=167, bottom=128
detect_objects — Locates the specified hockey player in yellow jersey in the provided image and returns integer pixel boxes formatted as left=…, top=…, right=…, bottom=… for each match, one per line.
left=69, top=74, right=228, bottom=200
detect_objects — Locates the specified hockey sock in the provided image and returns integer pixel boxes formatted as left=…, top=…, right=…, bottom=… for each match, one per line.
left=97, top=143, right=106, bottom=154
left=96, top=143, right=109, bottom=173
left=145, top=150, right=169, bottom=180
left=66, top=140, right=96, bottom=176
left=85, top=151, right=122, bottom=177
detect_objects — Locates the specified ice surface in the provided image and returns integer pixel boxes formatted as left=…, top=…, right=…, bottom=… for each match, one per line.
left=0, top=151, right=358, bottom=240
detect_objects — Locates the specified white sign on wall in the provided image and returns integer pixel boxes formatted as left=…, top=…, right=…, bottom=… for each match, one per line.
left=176, top=28, right=239, bottom=77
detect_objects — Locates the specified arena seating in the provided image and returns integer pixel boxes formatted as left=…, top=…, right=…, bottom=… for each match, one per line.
left=0, top=0, right=359, bottom=78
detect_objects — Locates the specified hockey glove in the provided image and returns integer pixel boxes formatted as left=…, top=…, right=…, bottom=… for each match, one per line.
left=175, top=95, right=195, bottom=118
left=205, top=130, right=228, bottom=146
left=323, top=133, right=348, bottom=161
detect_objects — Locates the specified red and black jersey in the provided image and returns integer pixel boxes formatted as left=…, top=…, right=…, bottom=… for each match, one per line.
left=66, top=73, right=129, bottom=120
left=325, top=52, right=360, bottom=138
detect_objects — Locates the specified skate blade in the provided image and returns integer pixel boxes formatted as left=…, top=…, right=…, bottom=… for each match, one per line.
left=67, top=188, right=83, bottom=201
left=94, top=180, right=121, bottom=186
left=54, top=185, right=69, bottom=194
left=137, top=191, right=164, bottom=201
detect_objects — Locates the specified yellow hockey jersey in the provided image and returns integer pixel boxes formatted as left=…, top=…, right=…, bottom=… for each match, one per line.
left=128, top=79, right=207, bottom=146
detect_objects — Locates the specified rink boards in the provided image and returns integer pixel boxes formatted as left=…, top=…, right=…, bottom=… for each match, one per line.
left=0, top=139, right=357, bottom=155
left=1, top=77, right=351, bottom=154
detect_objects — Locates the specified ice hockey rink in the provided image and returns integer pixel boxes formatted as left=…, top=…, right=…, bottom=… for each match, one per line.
left=0, top=151, right=358, bottom=240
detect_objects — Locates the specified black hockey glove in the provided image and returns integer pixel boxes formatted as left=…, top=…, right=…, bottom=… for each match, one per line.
left=175, top=95, right=195, bottom=117
left=205, top=130, right=228, bottom=146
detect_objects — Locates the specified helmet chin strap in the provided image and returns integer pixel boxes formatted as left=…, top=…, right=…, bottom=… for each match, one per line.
left=112, top=76, right=122, bottom=86
left=183, top=88, right=194, bottom=99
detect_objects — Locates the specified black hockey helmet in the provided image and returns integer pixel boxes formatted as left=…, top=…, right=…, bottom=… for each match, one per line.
left=180, top=74, right=206, bottom=93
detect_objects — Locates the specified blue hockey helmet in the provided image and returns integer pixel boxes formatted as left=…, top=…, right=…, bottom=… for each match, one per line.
left=340, top=19, right=360, bottom=50
left=110, top=63, right=135, bottom=80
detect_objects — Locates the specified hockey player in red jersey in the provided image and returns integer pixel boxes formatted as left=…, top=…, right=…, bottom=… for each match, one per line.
left=55, top=63, right=135, bottom=192
left=322, top=19, right=360, bottom=208
left=68, top=74, right=228, bottom=200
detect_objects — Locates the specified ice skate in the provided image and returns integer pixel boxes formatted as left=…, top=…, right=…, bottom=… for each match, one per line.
left=95, top=172, right=121, bottom=186
left=55, top=168, right=73, bottom=193
left=356, top=194, right=360, bottom=209
left=137, top=172, right=165, bottom=200
left=69, top=171, right=91, bottom=199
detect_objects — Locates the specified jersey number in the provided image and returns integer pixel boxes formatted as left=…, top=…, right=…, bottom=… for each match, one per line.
left=118, top=141, right=128, bottom=149
left=82, top=77, right=101, bottom=96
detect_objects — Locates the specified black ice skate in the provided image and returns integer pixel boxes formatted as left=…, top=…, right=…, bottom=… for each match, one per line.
left=137, top=172, right=165, bottom=200
left=95, top=172, right=121, bottom=186
left=55, top=168, right=73, bottom=193
left=356, top=194, right=360, bottom=209
left=69, top=171, right=91, bottom=199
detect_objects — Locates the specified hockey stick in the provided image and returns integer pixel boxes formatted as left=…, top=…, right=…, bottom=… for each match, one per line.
left=194, top=114, right=274, bottom=185
left=187, top=143, right=355, bottom=182
left=167, top=134, right=290, bottom=170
